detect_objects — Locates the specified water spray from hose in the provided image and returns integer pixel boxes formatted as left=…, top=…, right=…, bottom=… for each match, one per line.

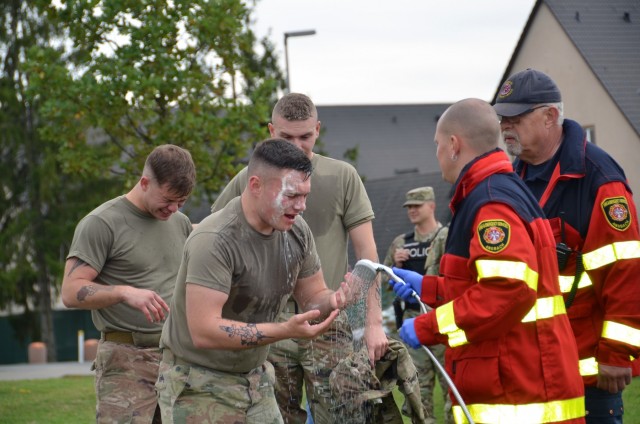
left=352, top=259, right=475, bottom=424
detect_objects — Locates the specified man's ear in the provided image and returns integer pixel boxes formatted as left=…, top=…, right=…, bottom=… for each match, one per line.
left=545, top=106, right=560, bottom=128
left=450, top=134, right=461, bottom=158
left=247, top=175, right=262, bottom=196
left=140, top=175, right=151, bottom=192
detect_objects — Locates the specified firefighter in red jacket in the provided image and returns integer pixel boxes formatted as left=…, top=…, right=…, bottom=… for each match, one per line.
left=391, top=98, right=585, bottom=423
left=494, top=69, right=640, bottom=423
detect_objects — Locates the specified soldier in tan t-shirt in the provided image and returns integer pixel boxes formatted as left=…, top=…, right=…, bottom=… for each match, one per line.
left=212, top=94, right=386, bottom=423
left=62, top=144, right=196, bottom=423
left=157, top=139, right=355, bottom=423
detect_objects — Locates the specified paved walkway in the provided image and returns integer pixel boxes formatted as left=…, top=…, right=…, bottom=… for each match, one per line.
left=0, top=362, right=94, bottom=381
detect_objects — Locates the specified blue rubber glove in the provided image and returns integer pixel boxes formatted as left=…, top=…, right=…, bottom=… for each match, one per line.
left=390, top=267, right=423, bottom=303
left=399, top=317, right=422, bottom=349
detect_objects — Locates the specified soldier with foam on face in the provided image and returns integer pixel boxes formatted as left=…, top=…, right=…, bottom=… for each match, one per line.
left=383, top=186, right=451, bottom=424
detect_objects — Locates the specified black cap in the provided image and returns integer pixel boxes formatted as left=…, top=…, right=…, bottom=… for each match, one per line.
left=493, top=69, right=562, bottom=117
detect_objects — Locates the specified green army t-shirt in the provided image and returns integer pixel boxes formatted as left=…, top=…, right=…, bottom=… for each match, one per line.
left=67, top=196, right=192, bottom=333
left=211, top=154, right=374, bottom=290
left=162, top=197, right=321, bottom=373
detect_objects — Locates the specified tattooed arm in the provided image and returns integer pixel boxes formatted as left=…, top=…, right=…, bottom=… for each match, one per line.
left=186, top=283, right=339, bottom=350
left=61, top=257, right=169, bottom=323
left=349, top=221, right=388, bottom=365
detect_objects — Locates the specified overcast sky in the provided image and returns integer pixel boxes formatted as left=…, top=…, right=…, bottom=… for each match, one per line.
left=251, top=0, right=536, bottom=105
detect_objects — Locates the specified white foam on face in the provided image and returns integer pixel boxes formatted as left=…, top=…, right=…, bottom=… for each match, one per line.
left=270, top=171, right=302, bottom=228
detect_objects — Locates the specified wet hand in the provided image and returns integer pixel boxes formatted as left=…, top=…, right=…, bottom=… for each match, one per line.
left=597, top=364, right=632, bottom=393
left=365, top=325, right=388, bottom=366
left=399, top=318, right=421, bottom=349
left=287, top=309, right=339, bottom=338
left=333, top=278, right=356, bottom=309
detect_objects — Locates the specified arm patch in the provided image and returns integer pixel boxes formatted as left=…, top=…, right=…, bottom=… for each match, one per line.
left=601, top=196, right=631, bottom=231
left=477, top=220, right=510, bottom=254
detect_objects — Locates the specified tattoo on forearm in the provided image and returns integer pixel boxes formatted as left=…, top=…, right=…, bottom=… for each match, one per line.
left=68, top=258, right=89, bottom=276
left=76, top=284, right=112, bottom=302
left=219, top=323, right=272, bottom=346
left=77, top=285, right=98, bottom=302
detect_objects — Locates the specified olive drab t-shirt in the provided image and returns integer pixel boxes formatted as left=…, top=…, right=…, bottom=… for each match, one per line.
left=161, top=197, right=321, bottom=373
left=211, top=154, right=374, bottom=290
left=66, top=195, right=192, bottom=333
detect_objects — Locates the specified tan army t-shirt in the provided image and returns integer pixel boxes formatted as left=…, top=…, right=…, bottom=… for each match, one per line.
left=212, top=154, right=374, bottom=290
left=161, top=197, right=321, bottom=373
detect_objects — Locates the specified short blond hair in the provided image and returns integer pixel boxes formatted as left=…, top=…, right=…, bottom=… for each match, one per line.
left=272, top=93, right=317, bottom=122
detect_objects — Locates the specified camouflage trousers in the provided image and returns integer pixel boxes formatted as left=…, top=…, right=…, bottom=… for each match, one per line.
left=396, top=309, right=453, bottom=424
left=267, top=335, right=309, bottom=423
left=93, top=339, right=162, bottom=424
left=268, top=309, right=357, bottom=424
left=156, top=348, right=283, bottom=424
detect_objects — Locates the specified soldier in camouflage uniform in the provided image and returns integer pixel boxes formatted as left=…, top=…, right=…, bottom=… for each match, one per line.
left=382, top=187, right=453, bottom=424
left=61, top=145, right=196, bottom=423
left=156, top=139, right=353, bottom=423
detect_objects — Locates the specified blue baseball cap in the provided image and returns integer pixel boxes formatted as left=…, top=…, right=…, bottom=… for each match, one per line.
left=493, top=69, right=562, bottom=117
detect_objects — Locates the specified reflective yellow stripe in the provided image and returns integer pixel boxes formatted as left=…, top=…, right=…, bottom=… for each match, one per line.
left=602, top=321, right=640, bottom=347
left=476, top=259, right=539, bottom=291
left=521, top=296, right=566, bottom=323
left=436, top=302, right=468, bottom=347
left=582, top=240, right=640, bottom=270
left=452, top=396, right=585, bottom=423
left=579, top=357, right=598, bottom=376
left=579, top=355, right=635, bottom=377
left=558, top=272, right=592, bottom=292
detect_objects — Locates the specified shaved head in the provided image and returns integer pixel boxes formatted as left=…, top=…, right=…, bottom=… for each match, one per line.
left=438, top=98, right=501, bottom=155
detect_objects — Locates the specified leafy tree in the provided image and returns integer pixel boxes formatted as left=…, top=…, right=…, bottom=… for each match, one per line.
left=31, top=0, right=282, bottom=195
left=2, top=0, right=283, bottom=359
left=0, top=0, right=106, bottom=361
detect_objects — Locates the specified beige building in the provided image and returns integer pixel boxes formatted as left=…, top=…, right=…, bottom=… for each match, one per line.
left=497, top=0, right=640, bottom=205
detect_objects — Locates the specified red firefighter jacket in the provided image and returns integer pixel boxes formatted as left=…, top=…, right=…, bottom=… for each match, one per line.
left=513, top=119, right=640, bottom=384
left=415, top=149, right=585, bottom=423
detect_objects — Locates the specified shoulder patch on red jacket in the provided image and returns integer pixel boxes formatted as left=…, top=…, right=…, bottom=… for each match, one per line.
left=477, top=220, right=510, bottom=253
left=601, top=196, right=631, bottom=231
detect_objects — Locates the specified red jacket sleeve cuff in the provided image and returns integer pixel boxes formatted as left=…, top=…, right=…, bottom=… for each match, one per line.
left=597, top=343, right=634, bottom=368
left=414, top=311, right=447, bottom=346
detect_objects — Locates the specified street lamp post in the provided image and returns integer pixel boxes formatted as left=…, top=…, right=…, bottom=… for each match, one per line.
left=284, top=30, right=316, bottom=93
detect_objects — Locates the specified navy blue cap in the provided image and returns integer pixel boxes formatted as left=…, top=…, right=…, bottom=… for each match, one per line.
left=493, top=69, right=562, bottom=117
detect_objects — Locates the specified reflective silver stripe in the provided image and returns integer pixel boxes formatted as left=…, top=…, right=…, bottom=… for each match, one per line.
left=579, top=357, right=598, bottom=376
left=602, top=320, right=640, bottom=347
left=521, top=296, right=566, bottom=323
left=582, top=240, right=640, bottom=270
left=558, top=272, right=592, bottom=293
left=436, top=302, right=468, bottom=347
left=476, top=259, right=539, bottom=291
left=452, top=396, right=585, bottom=423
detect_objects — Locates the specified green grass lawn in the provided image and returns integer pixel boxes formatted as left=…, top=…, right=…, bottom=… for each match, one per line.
left=0, top=375, right=638, bottom=423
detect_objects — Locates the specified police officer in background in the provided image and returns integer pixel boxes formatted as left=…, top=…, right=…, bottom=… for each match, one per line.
left=383, top=186, right=451, bottom=424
